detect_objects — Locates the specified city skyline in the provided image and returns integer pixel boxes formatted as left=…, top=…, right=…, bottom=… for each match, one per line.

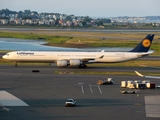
left=0, top=0, right=160, bottom=17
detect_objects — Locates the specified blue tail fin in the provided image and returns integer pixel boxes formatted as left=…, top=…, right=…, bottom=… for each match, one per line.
left=130, top=34, right=154, bottom=52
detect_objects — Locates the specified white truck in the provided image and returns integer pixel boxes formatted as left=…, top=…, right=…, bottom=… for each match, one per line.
left=65, top=99, right=76, bottom=107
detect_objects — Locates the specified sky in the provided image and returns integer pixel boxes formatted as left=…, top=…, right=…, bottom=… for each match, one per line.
left=0, top=0, right=160, bottom=17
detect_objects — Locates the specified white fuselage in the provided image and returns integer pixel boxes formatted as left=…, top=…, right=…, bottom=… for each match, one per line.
left=3, top=51, right=151, bottom=63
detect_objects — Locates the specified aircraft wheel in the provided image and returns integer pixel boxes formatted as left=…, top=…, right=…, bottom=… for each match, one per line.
left=79, top=64, right=87, bottom=68
left=14, top=62, right=18, bottom=67
left=84, top=64, right=87, bottom=68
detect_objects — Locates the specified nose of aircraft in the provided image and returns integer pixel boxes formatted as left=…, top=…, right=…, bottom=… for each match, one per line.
left=2, top=54, right=8, bottom=59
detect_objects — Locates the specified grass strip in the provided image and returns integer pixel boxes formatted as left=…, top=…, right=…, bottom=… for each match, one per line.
left=54, top=70, right=160, bottom=76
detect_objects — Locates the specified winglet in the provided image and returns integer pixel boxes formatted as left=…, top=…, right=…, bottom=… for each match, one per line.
left=135, top=71, right=144, bottom=77
left=130, top=34, right=154, bottom=52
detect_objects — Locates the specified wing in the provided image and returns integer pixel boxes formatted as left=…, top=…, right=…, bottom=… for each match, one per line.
left=60, top=55, right=104, bottom=62
left=135, top=71, right=160, bottom=79
left=140, top=65, right=160, bottom=69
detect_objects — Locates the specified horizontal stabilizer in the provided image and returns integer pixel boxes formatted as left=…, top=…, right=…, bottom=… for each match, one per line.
left=137, top=51, right=154, bottom=57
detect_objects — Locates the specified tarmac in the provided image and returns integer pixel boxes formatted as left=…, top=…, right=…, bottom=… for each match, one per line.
left=0, top=65, right=160, bottom=120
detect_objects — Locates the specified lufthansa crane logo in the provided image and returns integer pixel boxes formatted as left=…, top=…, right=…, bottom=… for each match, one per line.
left=142, top=39, right=151, bottom=47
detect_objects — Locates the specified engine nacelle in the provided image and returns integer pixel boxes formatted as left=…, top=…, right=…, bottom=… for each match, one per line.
left=57, top=60, right=68, bottom=67
left=70, top=59, right=81, bottom=66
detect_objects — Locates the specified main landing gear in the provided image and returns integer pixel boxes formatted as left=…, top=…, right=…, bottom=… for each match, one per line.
left=14, top=62, right=18, bottom=67
left=79, top=64, right=87, bottom=68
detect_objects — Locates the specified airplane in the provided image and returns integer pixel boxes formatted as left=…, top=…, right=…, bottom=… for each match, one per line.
left=135, top=71, right=160, bottom=79
left=2, top=34, right=154, bottom=68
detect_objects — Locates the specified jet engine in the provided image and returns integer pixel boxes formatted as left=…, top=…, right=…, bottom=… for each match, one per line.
left=57, top=60, right=68, bottom=67
left=70, top=59, right=81, bottom=66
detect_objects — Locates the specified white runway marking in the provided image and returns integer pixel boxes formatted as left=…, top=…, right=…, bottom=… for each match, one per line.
left=81, top=85, right=84, bottom=93
left=145, top=95, right=160, bottom=118
left=89, top=84, right=93, bottom=93
left=78, top=83, right=84, bottom=93
left=98, top=86, right=102, bottom=94
left=89, top=84, right=102, bottom=94
left=76, top=83, right=103, bottom=94
left=0, top=90, right=29, bottom=106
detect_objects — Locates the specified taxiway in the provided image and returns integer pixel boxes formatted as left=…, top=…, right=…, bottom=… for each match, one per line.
left=0, top=65, right=160, bottom=120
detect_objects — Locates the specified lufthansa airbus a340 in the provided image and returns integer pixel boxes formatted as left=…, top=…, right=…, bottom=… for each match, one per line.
left=2, top=34, right=154, bottom=68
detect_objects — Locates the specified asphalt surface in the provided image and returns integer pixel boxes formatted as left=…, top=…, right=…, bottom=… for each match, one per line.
left=0, top=65, right=160, bottom=120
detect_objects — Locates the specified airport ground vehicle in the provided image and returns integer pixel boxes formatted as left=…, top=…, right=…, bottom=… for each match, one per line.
left=97, top=78, right=114, bottom=85
left=121, top=90, right=137, bottom=94
left=65, top=99, right=76, bottom=107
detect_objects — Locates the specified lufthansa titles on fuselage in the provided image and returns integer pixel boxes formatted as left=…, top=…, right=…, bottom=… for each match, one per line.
left=17, top=52, right=34, bottom=55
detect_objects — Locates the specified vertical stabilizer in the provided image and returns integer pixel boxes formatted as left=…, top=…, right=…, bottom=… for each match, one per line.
left=130, top=34, right=154, bottom=52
